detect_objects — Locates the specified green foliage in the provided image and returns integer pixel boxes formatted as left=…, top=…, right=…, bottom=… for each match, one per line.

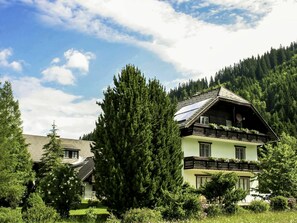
left=249, top=200, right=270, bottom=213
left=39, top=164, right=82, bottom=218
left=39, top=123, right=64, bottom=177
left=0, top=81, right=33, bottom=208
left=206, top=204, right=223, bottom=217
left=0, top=208, right=23, bottom=223
left=258, top=133, right=297, bottom=197
left=270, top=196, right=288, bottom=211
left=160, top=185, right=202, bottom=221
left=122, top=208, right=162, bottom=223
left=105, top=214, right=121, bottom=223
left=22, top=193, right=59, bottom=223
left=84, top=208, right=97, bottom=223
left=199, top=172, right=247, bottom=214
left=92, top=65, right=182, bottom=215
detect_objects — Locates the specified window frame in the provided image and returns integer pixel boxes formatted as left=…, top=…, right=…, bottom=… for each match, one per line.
left=235, top=146, right=246, bottom=160
left=236, top=176, right=250, bottom=194
left=199, top=116, right=209, bottom=125
left=196, top=175, right=212, bottom=189
left=199, top=141, right=212, bottom=157
left=63, top=149, right=79, bottom=159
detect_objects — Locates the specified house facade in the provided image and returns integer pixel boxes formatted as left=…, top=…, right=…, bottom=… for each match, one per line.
left=175, top=87, right=278, bottom=202
left=24, top=134, right=95, bottom=200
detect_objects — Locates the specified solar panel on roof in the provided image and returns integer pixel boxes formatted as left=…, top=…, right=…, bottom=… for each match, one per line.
left=174, top=99, right=210, bottom=122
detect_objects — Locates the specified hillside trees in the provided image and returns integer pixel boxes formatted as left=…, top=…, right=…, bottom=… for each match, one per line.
left=92, top=65, right=183, bottom=215
left=0, top=81, right=33, bottom=208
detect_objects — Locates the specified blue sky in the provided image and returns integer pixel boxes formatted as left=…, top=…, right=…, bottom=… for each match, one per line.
left=1, top=0, right=297, bottom=138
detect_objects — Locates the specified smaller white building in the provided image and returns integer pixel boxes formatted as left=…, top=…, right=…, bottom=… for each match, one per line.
left=24, top=134, right=95, bottom=200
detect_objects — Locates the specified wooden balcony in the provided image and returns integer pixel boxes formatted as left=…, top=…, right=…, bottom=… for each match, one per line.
left=181, top=124, right=269, bottom=143
left=184, top=156, right=260, bottom=172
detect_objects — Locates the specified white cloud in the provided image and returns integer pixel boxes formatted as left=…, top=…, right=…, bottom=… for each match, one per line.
left=51, top=57, right=60, bottom=64
left=41, top=49, right=95, bottom=85
left=0, top=48, right=23, bottom=72
left=7, top=76, right=101, bottom=139
left=42, top=66, right=75, bottom=85
left=64, top=49, right=95, bottom=73
left=30, top=0, right=297, bottom=79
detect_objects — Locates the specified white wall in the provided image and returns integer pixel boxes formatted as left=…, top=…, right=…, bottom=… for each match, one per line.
left=182, top=136, right=258, bottom=161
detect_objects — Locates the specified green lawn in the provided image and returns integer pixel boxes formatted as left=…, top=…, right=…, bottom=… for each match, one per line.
left=200, top=211, right=297, bottom=223
left=70, top=207, right=108, bottom=216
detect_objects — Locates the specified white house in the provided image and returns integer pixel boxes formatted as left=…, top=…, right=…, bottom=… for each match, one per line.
left=174, top=87, right=278, bottom=202
left=24, top=134, right=95, bottom=200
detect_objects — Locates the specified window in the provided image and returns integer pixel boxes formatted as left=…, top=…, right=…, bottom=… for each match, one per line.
left=199, top=116, right=209, bottom=124
left=196, top=175, right=212, bottom=189
left=64, top=150, right=79, bottom=159
left=199, top=142, right=211, bottom=157
left=236, top=177, right=250, bottom=193
left=235, top=146, right=246, bottom=160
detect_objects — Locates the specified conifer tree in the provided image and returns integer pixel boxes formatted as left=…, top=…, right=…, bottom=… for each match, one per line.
left=0, top=81, right=33, bottom=207
left=93, top=65, right=153, bottom=215
left=39, top=122, right=63, bottom=177
left=148, top=79, right=183, bottom=204
left=92, top=65, right=183, bottom=215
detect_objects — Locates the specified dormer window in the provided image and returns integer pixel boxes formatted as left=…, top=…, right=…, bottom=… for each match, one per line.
left=199, top=116, right=209, bottom=125
left=64, top=149, right=79, bottom=159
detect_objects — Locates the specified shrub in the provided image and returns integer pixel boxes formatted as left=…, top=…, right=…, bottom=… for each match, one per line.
left=160, top=188, right=202, bottom=221
left=0, top=208, right=23, bottom=223
left=249, top=200, right=269, bottom=213
left=122, top=208, right=162, bottom=223
left=84, top=208, right=97, bottom=223
left=288, top=197, right=296, bottom=209
left=22, top=193, right=59, bottom=223
left=270, top=196, right=288, bottom=211
left=206, top=205, right=222, bottom=217
left=105, top=213, right=121, bottom=223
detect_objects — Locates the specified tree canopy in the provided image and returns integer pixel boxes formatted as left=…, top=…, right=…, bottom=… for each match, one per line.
left=258, top=133, right=297, bottom=197
left=0, top=81, right=33, bottom=208
left=92, top=65, right=183, bottom=215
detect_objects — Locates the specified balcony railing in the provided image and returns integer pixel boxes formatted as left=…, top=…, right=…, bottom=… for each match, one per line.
left=184, top=156, right=260, bottom=172
left=181, top=124, right=269, bottom=143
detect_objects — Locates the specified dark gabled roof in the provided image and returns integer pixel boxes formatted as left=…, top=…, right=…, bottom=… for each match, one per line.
left=77, top=157, right=94, bottom=181
left=174, top=86, right=278, bottom=141
left=175, top=86, right=250, bottom=128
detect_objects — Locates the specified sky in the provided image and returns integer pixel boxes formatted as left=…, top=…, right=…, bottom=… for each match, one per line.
left=0, top=0, right=297, bottom=139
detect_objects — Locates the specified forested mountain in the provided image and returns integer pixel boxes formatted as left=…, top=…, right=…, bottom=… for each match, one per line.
left=169, top=42, right=297, bottom=136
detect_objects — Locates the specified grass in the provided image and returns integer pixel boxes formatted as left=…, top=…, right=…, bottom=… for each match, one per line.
left=70, top=207, right=108, bottom=216
left=200, top=211, right=297, bottom=223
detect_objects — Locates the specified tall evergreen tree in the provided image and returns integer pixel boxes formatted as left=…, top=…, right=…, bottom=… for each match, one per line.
left=39, top=122, right=63, bottom=177
left=92, top=65, right=183, bottom=215
left=93, top=65, right=153, bottom=215
left=0, top=81, right=33, bottom=207
left=148, top=79, right=183, bottom=204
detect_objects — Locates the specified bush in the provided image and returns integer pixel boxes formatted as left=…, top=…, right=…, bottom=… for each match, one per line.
left=0, top=208, right=23, bottom=223
left=270, top=196, right=288, bottom=211
left=160, top=187, right=202, bottom=221
left=206, top=205, right=222, bottom=217
left=249, top=200, right=270, bottom=213
left=288, top=198, right=296, bottom=209
left=84, top=208, right=97, bottom=223
left=122, top=208, right=162, bottom=223
left=22, top=193, right=59, bottom=223
left=106, top=213, right=121, bottom=223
